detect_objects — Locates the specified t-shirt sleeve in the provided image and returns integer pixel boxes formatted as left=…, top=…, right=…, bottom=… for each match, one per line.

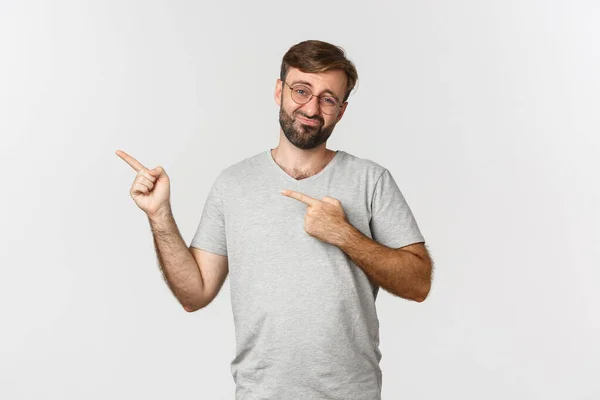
left=369, top=169, right=425, bottom=249
left=190, top=177, right=228, bottom=256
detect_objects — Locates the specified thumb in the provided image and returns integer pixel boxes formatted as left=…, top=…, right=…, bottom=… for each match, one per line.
left=321, top=196, right=339, bottom=205
left=149, top=166, right=162, bottom=176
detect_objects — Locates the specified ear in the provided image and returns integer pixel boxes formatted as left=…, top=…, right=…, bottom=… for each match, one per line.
left=335, top=101, right=349, bottom=123
left=274, top=79, right=283, bottom=106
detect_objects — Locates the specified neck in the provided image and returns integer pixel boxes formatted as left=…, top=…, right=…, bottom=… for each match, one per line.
left=271, top=141, right=336, bottom=180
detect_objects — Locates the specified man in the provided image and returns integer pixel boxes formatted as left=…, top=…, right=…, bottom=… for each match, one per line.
left=117, top=40, right=432, bottom=400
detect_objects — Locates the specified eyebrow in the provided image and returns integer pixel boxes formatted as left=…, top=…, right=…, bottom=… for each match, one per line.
left=289, top=80, right=341, bottom=102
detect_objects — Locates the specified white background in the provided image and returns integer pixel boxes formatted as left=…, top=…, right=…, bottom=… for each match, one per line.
left=1, top=1, right=598, bottom=399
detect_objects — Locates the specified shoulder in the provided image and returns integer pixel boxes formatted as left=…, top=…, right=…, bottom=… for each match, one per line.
left=337, top=150, right=389, bottom=182
left=212, top=150, right=268, bottom=188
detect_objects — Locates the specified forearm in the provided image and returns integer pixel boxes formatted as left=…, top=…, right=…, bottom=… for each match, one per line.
left=148, top=207, right=204, bottom=311
left=336, top=225, right=431, bottom=302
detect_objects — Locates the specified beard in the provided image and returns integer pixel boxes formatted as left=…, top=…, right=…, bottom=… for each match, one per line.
left=278, top=106, right=335, bottom=150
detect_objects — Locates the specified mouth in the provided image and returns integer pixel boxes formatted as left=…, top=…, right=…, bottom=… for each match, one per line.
left=296, top=115, right=321, bottom=126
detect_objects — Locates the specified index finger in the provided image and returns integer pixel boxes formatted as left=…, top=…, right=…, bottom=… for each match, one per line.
left=281, top=189, right=320, bottom=206
left=115, top=149, right=147, bottom=172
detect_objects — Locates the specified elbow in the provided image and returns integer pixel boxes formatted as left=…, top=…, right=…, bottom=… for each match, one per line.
left=182, top=300, right=206, bottom=313
left=183, top=305, right=198, bottom=312
left=414, top=265, right=432, bottom=303
left=182, top=292, right=209, bottom=312
left=413, top=282, right=431, bottom=303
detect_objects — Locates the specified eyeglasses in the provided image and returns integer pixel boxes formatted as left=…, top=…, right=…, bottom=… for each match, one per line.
left=282, top=81, right=341, bottom=115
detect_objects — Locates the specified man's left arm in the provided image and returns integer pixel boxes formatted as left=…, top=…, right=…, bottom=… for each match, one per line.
left=336, top=225, right=432, bottom=302
left=281, top=182, right=433, bottom=302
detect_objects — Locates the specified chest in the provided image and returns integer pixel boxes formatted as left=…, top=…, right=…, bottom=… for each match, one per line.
left=223, top=181, right=373, bottom=252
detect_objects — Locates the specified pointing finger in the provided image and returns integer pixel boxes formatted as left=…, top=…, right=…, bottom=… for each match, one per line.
left=116, top=149, right=146, bottom=173
left=281, top=189, right=319, bottom=206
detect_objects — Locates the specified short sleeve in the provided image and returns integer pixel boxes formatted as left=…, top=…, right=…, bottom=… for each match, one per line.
left=369, top=169, right=425, bottom=249
left=190, top=178, right=227, bottom=256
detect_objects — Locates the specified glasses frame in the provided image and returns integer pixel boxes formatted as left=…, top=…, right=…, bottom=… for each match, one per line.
left=282, top=80, right=342, bottom=115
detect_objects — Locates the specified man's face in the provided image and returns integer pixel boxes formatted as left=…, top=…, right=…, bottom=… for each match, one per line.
left=275, top=67, right=348, bottom=150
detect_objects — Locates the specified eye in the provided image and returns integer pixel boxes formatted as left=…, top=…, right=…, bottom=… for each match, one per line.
left=322, top=97, right=337, bottom=106
left=292, top=85, right=311, bottom=97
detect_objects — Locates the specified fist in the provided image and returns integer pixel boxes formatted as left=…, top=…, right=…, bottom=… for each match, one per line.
left=281, top=190, right=350, bottom=246
left=116, top=149, right=171, bottom=218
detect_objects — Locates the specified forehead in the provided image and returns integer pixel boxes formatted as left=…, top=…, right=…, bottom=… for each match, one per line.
left=286, top=67, right=347, bottom=98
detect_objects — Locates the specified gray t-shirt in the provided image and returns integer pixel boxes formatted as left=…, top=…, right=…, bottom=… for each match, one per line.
left=191, top=149, right=425, bottom=400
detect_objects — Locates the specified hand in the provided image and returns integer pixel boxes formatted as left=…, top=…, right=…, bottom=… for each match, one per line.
left=281, top=189, right=351, bottom=246
left=116, top=149, right=171, bottom=218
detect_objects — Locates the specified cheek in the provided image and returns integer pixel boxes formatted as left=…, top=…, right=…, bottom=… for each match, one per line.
left=287, top=105, right=302, bottom=117
left=323, top=115, right=337, bottom=126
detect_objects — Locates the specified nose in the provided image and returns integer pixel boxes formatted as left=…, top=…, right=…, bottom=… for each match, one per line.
left=301, top=95, right=321, bottom=117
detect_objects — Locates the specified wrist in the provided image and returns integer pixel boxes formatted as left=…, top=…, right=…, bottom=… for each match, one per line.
left=335, top=222, right=360, bottom=249
left=148, top=205, right=172, bottom=222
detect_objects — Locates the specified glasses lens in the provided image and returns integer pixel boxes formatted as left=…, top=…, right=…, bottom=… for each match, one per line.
left=319, top=97, right=339, bottom=114
left=290, top=85, right=311, bottom=104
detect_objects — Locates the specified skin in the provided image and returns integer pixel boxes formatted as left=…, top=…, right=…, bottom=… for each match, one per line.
left=115, top=150, right=211, bottom=311
left=116, top=66, right=432, bottom=309
left=280, top=189, right=432, bottom=302
left=271, top=67, right=349, bottom=180
left=277, top=68, right=433, bottom=302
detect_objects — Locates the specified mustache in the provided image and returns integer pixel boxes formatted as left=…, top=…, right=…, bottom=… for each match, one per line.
left=293, top=112, right=323, bottom=125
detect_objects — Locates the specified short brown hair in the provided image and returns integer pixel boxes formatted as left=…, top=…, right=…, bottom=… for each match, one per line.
left=280, top=40, right=358, bottom=102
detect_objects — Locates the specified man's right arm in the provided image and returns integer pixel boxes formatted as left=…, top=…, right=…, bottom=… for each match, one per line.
left=148, top=207, right=228, bottom=312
